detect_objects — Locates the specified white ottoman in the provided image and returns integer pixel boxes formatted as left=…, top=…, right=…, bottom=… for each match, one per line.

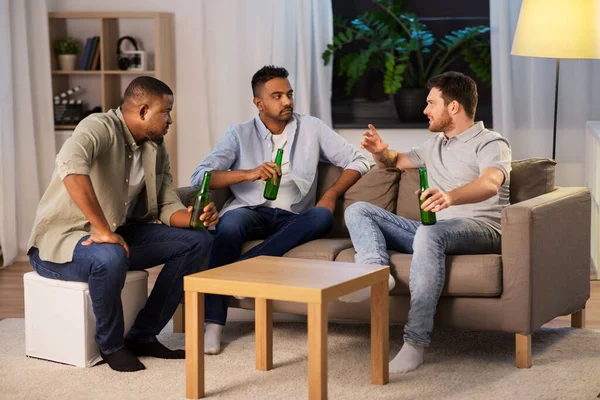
left=24, top=270, right=148, bottom=367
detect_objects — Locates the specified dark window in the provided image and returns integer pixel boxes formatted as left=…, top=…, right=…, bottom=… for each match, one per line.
left=329, top=0, right=492, bottom=129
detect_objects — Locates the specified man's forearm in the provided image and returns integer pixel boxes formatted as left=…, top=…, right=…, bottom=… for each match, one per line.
left=322, top=169, right=362, bottom=199
left=448, top=177, right=499, bottom=206
left=169, top=209, right=193, bottom=228
left=373, top=149, right=398, bottom=169
left=208, top=170, right=250, bottom=189
left=62, top=174, right=111, bottom=233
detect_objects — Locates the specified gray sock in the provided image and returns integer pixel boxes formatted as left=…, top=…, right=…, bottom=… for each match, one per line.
left=204, top=323, right=223, bottom=355
left=389, top=342, right=424, bottom=373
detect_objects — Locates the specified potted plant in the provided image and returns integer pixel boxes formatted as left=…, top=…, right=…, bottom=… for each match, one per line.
left=54, top=37, right=81, bottom=71
left=322, top=0, right=491, bottom=122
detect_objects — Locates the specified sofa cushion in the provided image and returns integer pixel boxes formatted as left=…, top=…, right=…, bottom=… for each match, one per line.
left=344, top=167, right=401, bottom=211
left=241, top=238, right=354, bottom=261
left=176, top=187, right=197, bottom=207
left=328, top=167, right=402, bottom=237
left=176, top=186, right=233, bottom=210
left=395, top=169, right=421, bottom=221
left=336, top=248, right=502, bottom=297
left=509, top=158, right=556, bottom=204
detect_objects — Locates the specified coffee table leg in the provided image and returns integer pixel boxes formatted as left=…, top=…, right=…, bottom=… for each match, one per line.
left=308, top=302, right=328, bottom=400
left=185, top=291, right=204, bottom=399
left=255, top=297, right=273, bottom=371
left=371, top=279, right=389, bottom=385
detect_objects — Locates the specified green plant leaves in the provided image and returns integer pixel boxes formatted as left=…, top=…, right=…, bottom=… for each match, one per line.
left=54, top=37, right=81, bottom=55
left=462, top=39, right=492, bottom=87
left=322, top=0, right=492, bottom=92
left=384, top=53, right=407, bottom=94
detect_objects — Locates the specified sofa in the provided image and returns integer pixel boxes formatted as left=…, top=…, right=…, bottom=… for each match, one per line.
left=175, top=158, right=591, bottom=368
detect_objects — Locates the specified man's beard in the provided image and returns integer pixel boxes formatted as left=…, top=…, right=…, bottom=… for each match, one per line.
left=429, top=112, right=454, bottom=133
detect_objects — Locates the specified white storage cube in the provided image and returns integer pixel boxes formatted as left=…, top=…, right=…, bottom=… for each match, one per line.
left=24, top=270, right=148, bottom=368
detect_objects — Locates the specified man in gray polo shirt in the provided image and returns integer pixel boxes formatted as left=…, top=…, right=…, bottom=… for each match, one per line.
left=342, top=71, right=511, bottom=374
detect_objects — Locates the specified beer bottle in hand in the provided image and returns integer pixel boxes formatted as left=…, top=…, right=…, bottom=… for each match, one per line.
left=418, top=167, right=437, bottom=225
left=263, top=148, right=284, bottom=200
left=190, top=171, right=211, bottom=229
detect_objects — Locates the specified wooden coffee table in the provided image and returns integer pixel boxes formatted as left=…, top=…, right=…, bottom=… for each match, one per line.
left=183, top=256, right=389, bottom=400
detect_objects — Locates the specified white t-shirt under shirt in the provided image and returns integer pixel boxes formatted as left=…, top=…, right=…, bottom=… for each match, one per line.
left=126, top=146, right=146, bottom=218
left=263, top=131, right=300, bottom=213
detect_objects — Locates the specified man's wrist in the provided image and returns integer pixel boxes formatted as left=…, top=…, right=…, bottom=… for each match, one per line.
left=377, top=150, right=398, bottom=168
left=91, top=224, right=112, bottom=236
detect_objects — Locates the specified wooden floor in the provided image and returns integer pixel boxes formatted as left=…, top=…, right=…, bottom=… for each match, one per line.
left=1, top=262, right=599, bottom=329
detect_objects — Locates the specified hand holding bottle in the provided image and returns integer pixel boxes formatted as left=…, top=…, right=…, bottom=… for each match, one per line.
left=190, top=171, right=214, bottom=229
left=188, top=202, right=218, bottom=228
left=247, top=162, right=282, bottom=185
left=417, top=188, right=452, bottom=212
left=264, top=148, right=284, bottom=200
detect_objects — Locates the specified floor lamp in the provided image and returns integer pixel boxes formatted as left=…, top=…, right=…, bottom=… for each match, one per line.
left=510, top=0, right=600, bottom=160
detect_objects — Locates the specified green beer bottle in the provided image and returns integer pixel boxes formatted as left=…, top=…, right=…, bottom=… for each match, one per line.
left=190, top=171, right=211, bottom=229
left=263, top=148, right=284, bottom=200
left=418, top=167, right=437, bottom=225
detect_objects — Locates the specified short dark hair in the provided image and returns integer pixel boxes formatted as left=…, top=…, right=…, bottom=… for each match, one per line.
left=251, top=65, right=289, bottom=97
left=124, top=76, right=173, bottom=102
left=427, top=72, right=478, bottom=119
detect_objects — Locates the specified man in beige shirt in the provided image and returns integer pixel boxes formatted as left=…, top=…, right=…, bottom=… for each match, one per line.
left=28, top=76, right=217, bottom=372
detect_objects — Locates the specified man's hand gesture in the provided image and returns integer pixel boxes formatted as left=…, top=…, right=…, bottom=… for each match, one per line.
left=361, top=124, right=389, bottom=156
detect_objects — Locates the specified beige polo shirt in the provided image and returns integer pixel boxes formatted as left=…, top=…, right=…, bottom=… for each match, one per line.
left=28, top=108, right=185, bottom=263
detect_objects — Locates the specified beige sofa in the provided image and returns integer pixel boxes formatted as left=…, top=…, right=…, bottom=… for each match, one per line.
left=176, top=158, right=591, bottom=367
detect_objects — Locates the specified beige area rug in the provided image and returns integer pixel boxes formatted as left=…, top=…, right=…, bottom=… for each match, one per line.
left=1, top=319, right=599, bottom=400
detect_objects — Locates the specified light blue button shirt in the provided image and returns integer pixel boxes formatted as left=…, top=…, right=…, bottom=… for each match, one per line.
left=191, top=113, right=370, bottom=216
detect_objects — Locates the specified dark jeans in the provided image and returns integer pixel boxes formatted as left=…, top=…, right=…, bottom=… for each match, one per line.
left=29, top=223, right=211, bottom=354
left=204, top=206, right=334, bottom=325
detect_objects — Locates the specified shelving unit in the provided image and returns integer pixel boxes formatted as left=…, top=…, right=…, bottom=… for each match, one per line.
left=48, top=12, right=177, bottom=181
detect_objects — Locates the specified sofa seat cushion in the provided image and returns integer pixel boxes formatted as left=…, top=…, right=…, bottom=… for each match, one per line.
left=336, top=248, right=502, bottom=297
left=241, top=238, right=354, bottom=261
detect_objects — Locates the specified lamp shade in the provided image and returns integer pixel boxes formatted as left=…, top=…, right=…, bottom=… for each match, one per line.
left=511, top=0, right=600, bottom=59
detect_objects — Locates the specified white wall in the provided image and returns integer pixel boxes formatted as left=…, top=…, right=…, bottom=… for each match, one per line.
left=336, top=128, right=433, bottom=163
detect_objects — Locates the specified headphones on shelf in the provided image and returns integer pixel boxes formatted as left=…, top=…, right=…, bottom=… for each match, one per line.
left=116, top=36, right=139, bottom=70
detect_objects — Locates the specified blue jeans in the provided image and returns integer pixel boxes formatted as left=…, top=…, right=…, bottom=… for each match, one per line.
left=344, top=201, right=501, bottom=347
left=204, top=206, right=334, bottom=325
left=28, top=223, right=211, bottom=354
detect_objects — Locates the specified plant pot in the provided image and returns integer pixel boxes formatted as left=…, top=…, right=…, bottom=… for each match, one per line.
left=58, top=54, right=77, bottom=71
left=392, top=88, right=429, bottom=123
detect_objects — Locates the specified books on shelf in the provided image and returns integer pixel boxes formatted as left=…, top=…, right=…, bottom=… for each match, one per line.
left=78, top=36, right=100, bottom=70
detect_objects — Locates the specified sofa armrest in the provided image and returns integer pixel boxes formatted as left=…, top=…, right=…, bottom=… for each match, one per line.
left=500, top=187, right=591, bottom=333
left=176, top=186, right=233, bottom=210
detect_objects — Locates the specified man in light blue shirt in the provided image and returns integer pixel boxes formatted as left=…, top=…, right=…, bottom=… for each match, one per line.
left=191, top=65, right=370, bottom=354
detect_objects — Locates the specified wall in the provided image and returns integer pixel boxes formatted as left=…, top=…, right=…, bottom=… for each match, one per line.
left=337, top=128, right=432, bottom=163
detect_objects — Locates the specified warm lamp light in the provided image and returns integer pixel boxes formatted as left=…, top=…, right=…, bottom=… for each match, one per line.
left=511, top=0, right=600, bottom=159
